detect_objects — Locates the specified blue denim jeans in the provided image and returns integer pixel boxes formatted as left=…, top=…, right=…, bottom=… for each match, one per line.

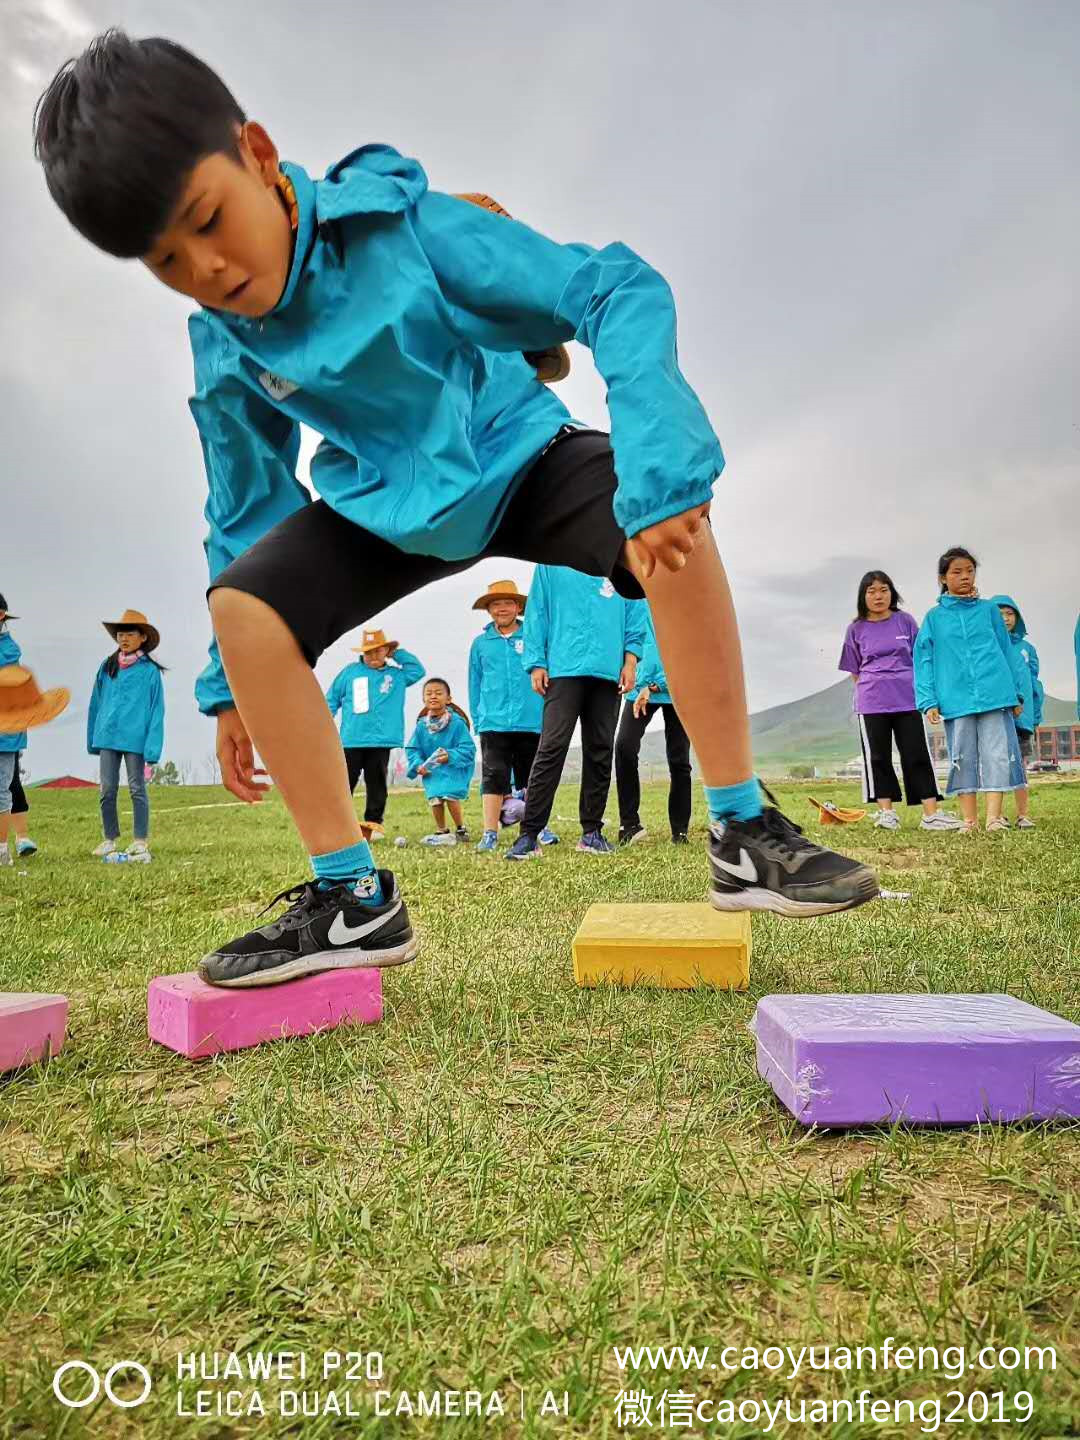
left=0, top=752, right=15, bottom=814
left=99, top=750, right=149, bottom=840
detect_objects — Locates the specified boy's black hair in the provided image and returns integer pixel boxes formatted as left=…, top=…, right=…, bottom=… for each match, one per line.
left=104, top=649, right=168, bottom=680
left=33, top=29, right=246, bottom=258
left=936, top=546, right=978, bottom=592
left=418, top=677, right=471, bottom=729
left=855, top=570, right=902, bottom=620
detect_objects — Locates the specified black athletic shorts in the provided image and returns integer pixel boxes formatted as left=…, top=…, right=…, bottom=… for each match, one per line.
left=479, top=730, right=540, bottom=796
left=210, top=429, right=644, bottom=670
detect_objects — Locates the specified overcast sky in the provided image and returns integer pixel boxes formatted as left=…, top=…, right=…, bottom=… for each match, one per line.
left=3, top=0, right=1078, bottom=779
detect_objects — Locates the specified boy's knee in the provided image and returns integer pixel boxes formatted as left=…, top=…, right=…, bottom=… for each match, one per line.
left=209, top=587, right=288, bottom=646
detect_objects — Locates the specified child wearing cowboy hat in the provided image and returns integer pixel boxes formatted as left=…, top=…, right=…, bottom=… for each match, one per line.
left=467, top=579, right=555, bottom=853
left=35, top=34, right=879, bottom=982
left=0, top=595, right=70, bottom=866
left=88, top=609, right=167, bottom=862
left=326, top=627, right=425, bottom=841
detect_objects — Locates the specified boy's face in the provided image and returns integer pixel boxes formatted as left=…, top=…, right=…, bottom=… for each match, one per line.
left=487, top=598, right=521, bottom=628
left=365, top=646, right=390, bottom=668
left=999, top=606, right=1018, bottom=632
left=142, top=123, right=293, bottom=319
left=423, top=684, right=449, bottom=713
left=943, top=558, right=976, bottom=596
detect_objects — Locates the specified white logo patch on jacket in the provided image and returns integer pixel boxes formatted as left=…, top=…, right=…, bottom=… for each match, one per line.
left=258, top=371, right=300, bottom=401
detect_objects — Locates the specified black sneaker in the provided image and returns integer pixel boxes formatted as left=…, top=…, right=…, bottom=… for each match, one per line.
left=672, top=832, right=690, bottom=845
left=708, top=807, right=878, bottom=917
left=197, top=870, right=418, bottom=988
left=619, top=823, right=648, bottom=846
left=455, top=826, right=469, bottom=843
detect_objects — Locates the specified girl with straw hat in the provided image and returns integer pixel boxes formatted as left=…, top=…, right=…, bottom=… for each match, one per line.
left=0, top=595, right=70, bottom=866
left=88, top=609, right=166, bottom=863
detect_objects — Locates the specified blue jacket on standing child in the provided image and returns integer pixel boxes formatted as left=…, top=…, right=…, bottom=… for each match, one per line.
left=405, top=713, right=477, bottom=802
left=988, top=595, right=1043, bottom=734
left=326, top=649, right=425, bottom=748
left=0, top=630, right=27, bottom=753
left=913, top=595, right=1026, bottom=721
left=522, top=568, right=646, bottom=683
left=88, top=658, right=165, bottom=765
left=468, top=620, right=542, bottom=734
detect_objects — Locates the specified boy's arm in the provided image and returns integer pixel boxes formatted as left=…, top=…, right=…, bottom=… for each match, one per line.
left=467, top=639, right=483, bottom=722
left=624, top=599, right=647, bottom=660
left=521, top=568, right=551, bottom=674
left=414, top=197, right=724, bottom=541
left=326, top=670, right=345, bottom=719
left=912, top=619, right=937, bottom=714
left=144, top=669, right=165, bottom=767
left=394, top=649, right=426, bottom=687
left=446, top=721, right=477, bottom=770
left=189, top=318, right=310, bottom=717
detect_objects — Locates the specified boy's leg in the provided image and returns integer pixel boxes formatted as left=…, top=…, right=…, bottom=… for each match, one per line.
left=985, top=791, right=1004, bottom=822
left=662, top=704, right=693, bottom=836
left=126, top=752, right=149, bottom=841
left=614, top=701, right=651, bottom=830
left=578, top=680, right=620, bottom=834
left=430, top=801, right=446, bottom=831
left=344, top=747, right=364, bottom=795
left=521, top=679, right=585, bottom=838
left=364, top=749, right=390, bottom=824
left=447, top=800, right=465, bottom=829
left=510, top=733, right=540, bottom=792
left=99, top=750, right=121, bottom=839
left=480, top=733, right=512, bottom=832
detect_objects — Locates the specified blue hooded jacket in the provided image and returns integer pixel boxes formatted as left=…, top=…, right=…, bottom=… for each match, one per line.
left=326, top=649, right=425, bottom=748
left=0, top=629, right=27, bottom=753
left=405, top=712, right=477, bottom=802
left=913, top=595, right=1026, bottom=722
left=87, top=657, right=165, bottom=764
left=521, top=568, right=647, bottom=683
left=191, top=145, right=723, bottom=716
left=468, top=620, right=542, bottom=734
left=631, top=609, right=672, bottom=706
left=988, top=595, right=1043, bottom=733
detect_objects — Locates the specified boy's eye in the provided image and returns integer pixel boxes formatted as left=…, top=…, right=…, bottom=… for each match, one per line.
left=197, top=210, right=219, bottom=234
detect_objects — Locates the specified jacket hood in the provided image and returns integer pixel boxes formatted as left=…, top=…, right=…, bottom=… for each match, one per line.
left=989, top=594, right=1027, bottom=641
left=938, top=593, right=982, bottom=609
left=313, top=145, right=429, bottom=224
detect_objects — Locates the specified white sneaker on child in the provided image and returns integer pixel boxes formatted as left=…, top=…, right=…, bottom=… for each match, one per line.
left=0, top=848, right=11, bottom=867
left=422, top=831, right=457, bottom=847
left=920, top=812, right=963, bottom=831
left=873, top=810, right=901, bottom=830
left=126, top=841, right=152, bottom=864
left=1016, top=816, right=1036, bottom=830
left=93, top=839, right=118, bottom=857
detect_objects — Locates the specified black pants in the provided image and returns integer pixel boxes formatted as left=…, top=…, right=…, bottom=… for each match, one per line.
left=857, top=710, right=942, bottom=805
left=480, top=731, right=540, bottom=796
left=10, top=757, right=28, bottom=816
left=615, top=702, right=692, bottom=834
left=344, top=746, right=390, bottom=822
left=523, top=677, right=620, bottom=837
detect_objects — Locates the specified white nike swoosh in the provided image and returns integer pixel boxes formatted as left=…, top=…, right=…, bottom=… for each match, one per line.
left=714, top=848, right=758, bottom=882
left=327, top=899, right=400, bottom=946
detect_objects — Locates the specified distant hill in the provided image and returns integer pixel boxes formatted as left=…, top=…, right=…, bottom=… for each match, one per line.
left=633, top=681, right=1077, bottom=777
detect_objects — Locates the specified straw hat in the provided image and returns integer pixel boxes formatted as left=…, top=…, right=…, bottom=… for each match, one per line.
left=808, top=796, right=866, bottom=826
left=352, top=628, right=399, bottom=658
left=472, top=579, right=528, bottom=613
left=455, top=193, right=571, bottom=384
left=103, top=608, right=160, bottom=653
left=0, top=665, right=71, bottom=732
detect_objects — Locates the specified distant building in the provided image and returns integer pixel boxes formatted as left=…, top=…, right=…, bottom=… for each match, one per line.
left=929, top=724, right=1080, bottom=767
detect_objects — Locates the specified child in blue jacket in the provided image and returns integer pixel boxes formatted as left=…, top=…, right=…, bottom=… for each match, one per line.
left=0, top=596, right=27, bottom=868
left=36, top=34, right=878, bottom=984
left=991, top=595, right=1042, bottom=830
left=467, top=579, right=550, bottom=854
left=88, top=609, right=166, bottom=862
left=615, top=607, right=693, bottom=846
left=405, top=680, right=476, bottom=847
left=326, top=627, right=425, bottom=841
left=913, top=550, right=1026, bottom=833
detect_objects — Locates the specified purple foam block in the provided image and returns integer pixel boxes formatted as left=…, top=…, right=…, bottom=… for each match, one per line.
left=751, top=994, right=1080, bottom=1128
left=148, top=969, right=382, bottom=1059
left=0, top=992, right=68, bottom=1072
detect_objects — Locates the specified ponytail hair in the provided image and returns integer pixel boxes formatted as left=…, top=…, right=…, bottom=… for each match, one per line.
left=103, top=647, right=168, bottom=679
left=417, top=677, right=472, bottom=730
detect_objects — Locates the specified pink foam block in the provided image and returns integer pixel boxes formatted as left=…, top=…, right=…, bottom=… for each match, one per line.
left=752, top=993, right=1080, bottom=1128
left=147, top=969, right=383, bottom=1059
left=0, top=992, right=68, bottom=1072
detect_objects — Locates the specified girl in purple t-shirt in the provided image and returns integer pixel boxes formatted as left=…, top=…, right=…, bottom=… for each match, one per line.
left=839, top=571, right=958, bottom=831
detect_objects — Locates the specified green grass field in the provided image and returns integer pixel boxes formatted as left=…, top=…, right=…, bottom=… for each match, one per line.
left=2, top=780, right=1079, bottom=1438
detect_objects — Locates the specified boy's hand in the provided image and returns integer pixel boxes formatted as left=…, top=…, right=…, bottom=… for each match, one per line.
left=926, top=707, right=942, bottom=726
left=432, top=748, right=449, bottom=765
left=618, top=657, right=638, bottom=695
left=216, top=708, right=269, bottom=804
left=633, top=686, right=652, bottom=719
left=531, top=667, right=550, bottom=696
left=1013, top=705, right=1023, bottom=717
left=626, top=504, right=711, bottom=580
left=418, top=764, right=430, bottom=778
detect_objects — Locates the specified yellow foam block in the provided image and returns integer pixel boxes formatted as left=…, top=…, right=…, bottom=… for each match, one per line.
left=572, top=904, right=751, bottom=989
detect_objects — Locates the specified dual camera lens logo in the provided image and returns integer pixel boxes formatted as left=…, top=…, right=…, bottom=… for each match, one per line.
left=52, top=1361, right=152, bottom=1409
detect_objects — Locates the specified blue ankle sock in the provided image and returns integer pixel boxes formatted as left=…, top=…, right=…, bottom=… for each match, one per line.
left=311, top=840, right=383, bottom=905
left=705, top=778, right=763, bottom=824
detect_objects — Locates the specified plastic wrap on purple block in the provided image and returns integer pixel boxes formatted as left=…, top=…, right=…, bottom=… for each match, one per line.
left=751, top=994, right=1080, bottom=1128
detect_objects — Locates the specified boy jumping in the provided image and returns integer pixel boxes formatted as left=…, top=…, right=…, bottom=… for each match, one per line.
left=34, top=32, right=878, bottom=986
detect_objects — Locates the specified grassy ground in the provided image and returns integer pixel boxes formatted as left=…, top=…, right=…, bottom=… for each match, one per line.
left=1, top=779, right=1079, bottom=1438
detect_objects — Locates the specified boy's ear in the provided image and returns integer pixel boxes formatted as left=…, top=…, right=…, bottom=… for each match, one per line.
left=238, top=121, right=281, bottom=185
